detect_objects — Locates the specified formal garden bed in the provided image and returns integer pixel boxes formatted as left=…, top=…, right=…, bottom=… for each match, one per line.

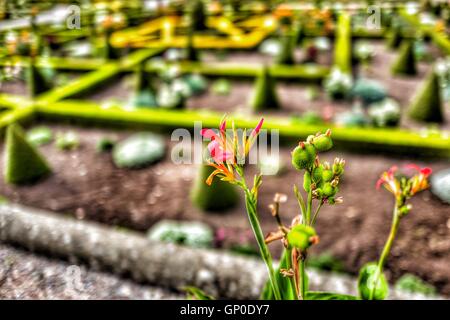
left=0, top=0, right=449, bottom=300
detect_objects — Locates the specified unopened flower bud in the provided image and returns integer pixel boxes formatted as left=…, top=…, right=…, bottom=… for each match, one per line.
left=312, top=131, right=333, bottom=152
left=322, top=183, right=338, bottom=197
left=322, top=169, right=334, bottom=182
left=286, top=225, right=317, bottom=250
left=331, top=177, right=339, bottom=187
left=332, top=158, right=345, bottom=176
left=335, top=196, right=344, bottom=204
left=292, top=142, right=316, bottom=171
left=312, top=166, right=324, bottom=183
left=274, top=193, right=287, bottom=203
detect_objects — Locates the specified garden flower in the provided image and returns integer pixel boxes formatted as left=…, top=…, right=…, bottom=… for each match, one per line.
left=405, top=164, right=432, bottom=196
left=376, top=165, right=401, bottom=197
left=376, top=164, right=432, bottom=199
left=201, top=117, right=264, bottom=186
left=364, top=164, right=432, bottom=300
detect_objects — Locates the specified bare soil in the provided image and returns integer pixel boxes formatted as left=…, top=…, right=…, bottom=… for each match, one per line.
left=0, top=123, right=449, bottom=295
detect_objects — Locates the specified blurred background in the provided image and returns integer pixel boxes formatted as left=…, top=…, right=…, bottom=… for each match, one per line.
left=0, top=0, right=449, bottom=300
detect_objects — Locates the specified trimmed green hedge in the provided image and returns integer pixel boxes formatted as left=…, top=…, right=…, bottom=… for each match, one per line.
left=35, top=100, right=450, bottom=158
left=399, top=11, right=450, bottom=55
left=0, top=107, right=35, bottom=131
left=146, top=61, right=329, bottom=81
left=37, top=48, right=164, bottom=104
left=0, top=56, right=106, bottom=71
left=334, top=13, right=352, bottom=74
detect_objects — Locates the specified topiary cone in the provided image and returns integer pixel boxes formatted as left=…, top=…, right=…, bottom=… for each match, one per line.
left=188, top=0, right=206, bottom=31
left=4, top=124, right=51, bottom=185
left=103, top=28, right=117, bottom=60
left=191, top=164, right=239, bottom=212
left=275, top=33, right=295, bottom=65
left=185, top=26, right=199, bottom=62
left=250, top=67, right=280, bottom=111
left=386, top=24, right=402, bottom=49
left=408, top=71, right=444, bottom=123
left=391, top=40, right=417, bottom=75
left=293, top=22, right=305, bottom=46
left=27, top=59, right=51, bottom=97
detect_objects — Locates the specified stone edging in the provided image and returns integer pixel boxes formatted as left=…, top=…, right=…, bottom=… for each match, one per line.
left=0, top=203, right=442, bottom=300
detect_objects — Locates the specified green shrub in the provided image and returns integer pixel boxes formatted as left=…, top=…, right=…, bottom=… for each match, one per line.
left=4, top=124, right=51, bottom=185
left=96, top=137, right=115, bottom=152
left=408, top=71, right=444, bottom=123
left=386, top=23, right=402, bottom=49
left=26, top=126, right=53, bottom=146
left=112, top=132, right=166, bottom=168
left=394, top=274, right=436, bottom=296
left=191, top=164, right=239, bottom=211
left=368, top=98, right=401, bottom=127
left=391, top=40, right=417, bottom=75
left=324, top=68, right=353, bottom=100
left=250, top=67, right=280, bottom=111
left=352, top=79, right=387, bottom=105
left=147, top=219, right=213, bottom=248
left=307, top=252, right=345, bottom=272
left=27, top=60, right=51, bottom=97
left=55, top=132, right=80, bottom=150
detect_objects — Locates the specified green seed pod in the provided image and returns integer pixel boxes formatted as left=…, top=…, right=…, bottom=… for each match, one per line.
left=287, top=225, right=317, bottom=250
left=322, top=183, right=338, bottom=197
left=303, top=171, right=311, bottom=192
left=292, top=143, right=316, bottom=171
left=312, top=133, right=333, bottom=152
left=322, top=169, right=334, bottom=182
left=312, top=166, right=323, bottom=183
left=358, top=262, right=389, bottom=300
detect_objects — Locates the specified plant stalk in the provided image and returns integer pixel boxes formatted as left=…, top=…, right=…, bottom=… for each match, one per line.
left=370, top=204, right=401, bottom=299
left=244, top=190, right=282, bottom=300
left=299, top=253, right=307, bottom=300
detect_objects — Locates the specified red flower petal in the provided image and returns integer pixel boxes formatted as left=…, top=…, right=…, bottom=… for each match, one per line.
left=404, top=164, right=420, bottom=172
left=376, top=177, right=384, bottom=189
left=251, top=118, right=264, bottom=137
left=201, top=128, right=217, bottom=140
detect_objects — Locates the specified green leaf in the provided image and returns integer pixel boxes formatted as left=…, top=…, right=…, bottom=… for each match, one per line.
left=358, top=262, right=389, bottom=300
left=306, top=291, right=359, bottom=300
left=260, top=249, right=297, bottom=300
left=183, top=287, right=215, bottom=300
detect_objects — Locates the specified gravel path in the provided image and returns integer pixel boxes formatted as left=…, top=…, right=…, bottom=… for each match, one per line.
left=0, top=243, right=183, bottom=300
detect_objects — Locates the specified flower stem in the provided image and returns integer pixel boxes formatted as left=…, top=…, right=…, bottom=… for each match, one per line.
left=244, top=190, right=282, bottom=300
left=299, top=253, right=307, bottom=300
left=306, top=186, right=313, bottom=225
left=311, top=201, right=323, bottom=226
left=285, top=248, right=297, bottom=298
left=370, top=204, right=401, bottom=299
